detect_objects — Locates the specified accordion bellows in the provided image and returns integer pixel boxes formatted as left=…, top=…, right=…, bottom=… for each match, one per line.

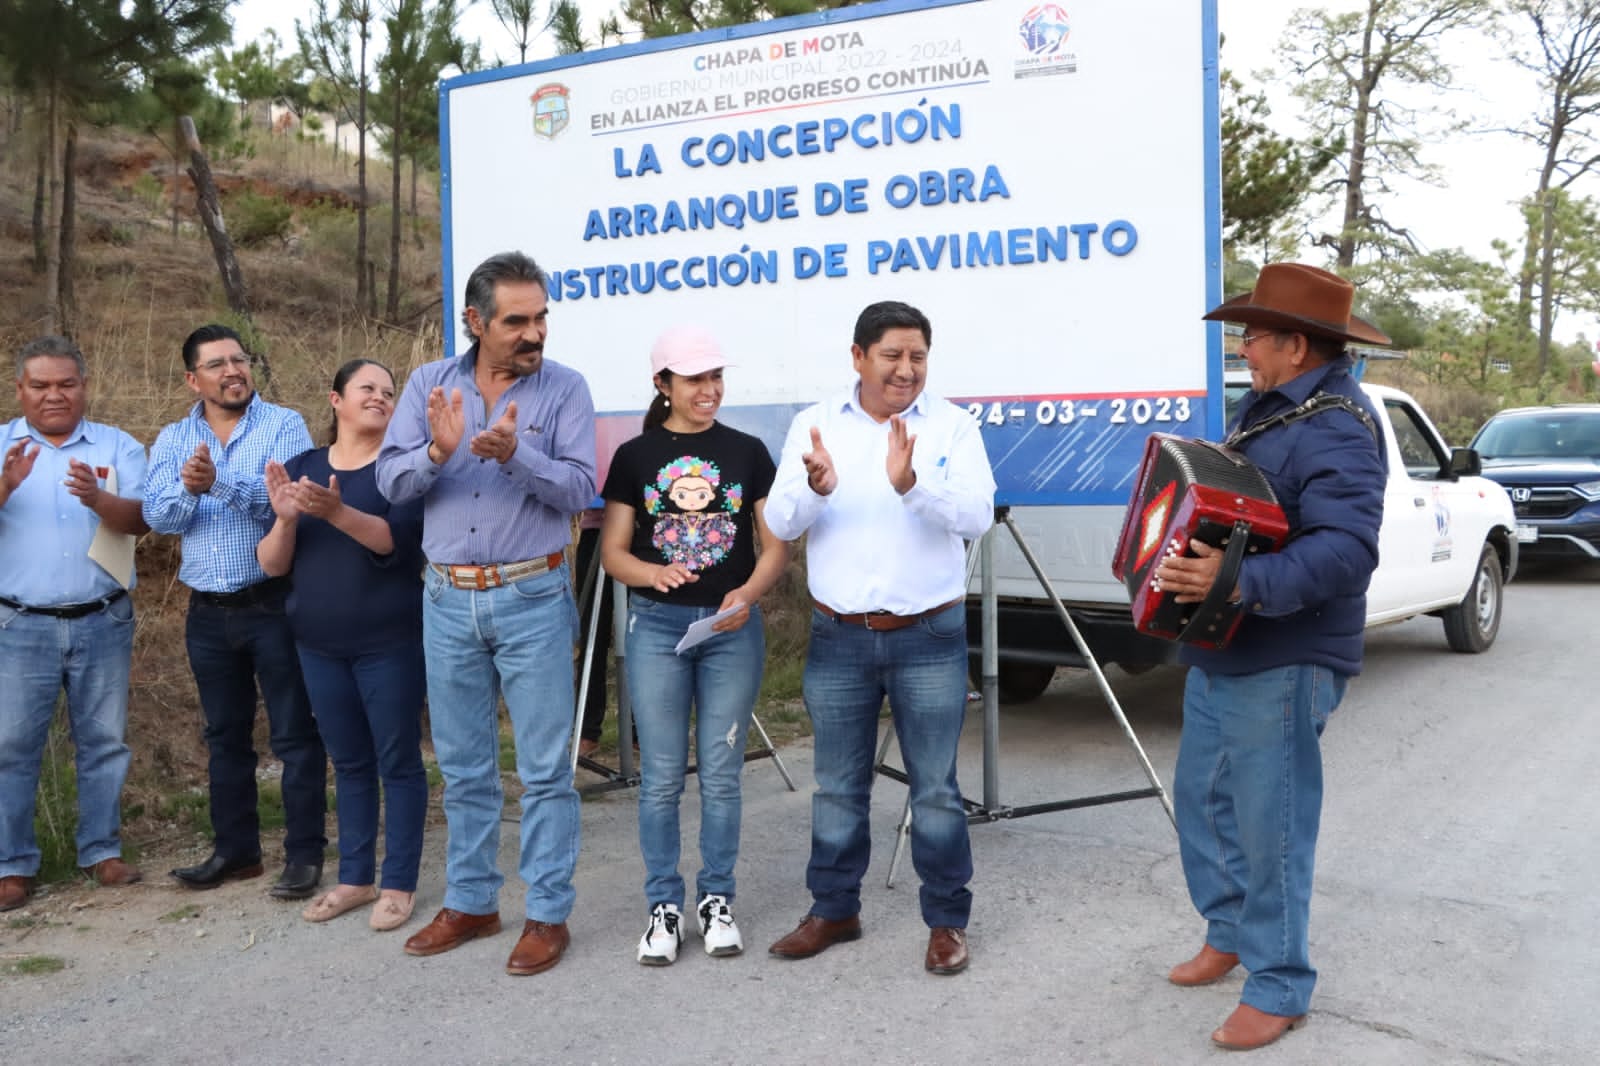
left=1111, top=434, right=1289, bottom=649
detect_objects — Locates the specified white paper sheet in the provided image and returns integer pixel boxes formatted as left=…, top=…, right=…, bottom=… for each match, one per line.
left=674, top=603, right=748, bottom=655
left=86, top=465, right=136, bottom=589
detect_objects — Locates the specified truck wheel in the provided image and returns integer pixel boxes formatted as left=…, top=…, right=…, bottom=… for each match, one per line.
left=997, top=663, right=1056, bottom=704
left=1442, top=543, right=1503, bottom=653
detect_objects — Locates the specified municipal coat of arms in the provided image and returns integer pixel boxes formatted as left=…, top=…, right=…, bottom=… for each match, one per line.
left=532, top=84, right=570, bottom=140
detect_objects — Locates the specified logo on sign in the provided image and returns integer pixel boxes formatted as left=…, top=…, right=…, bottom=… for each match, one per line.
left=1511, top=487, right=1532, bottom=503
left=1019, top=4, right=1070, bottom=55
left=1014, top=4, right=1077, bottom=80
left=531, top=84, right=570, bottom=140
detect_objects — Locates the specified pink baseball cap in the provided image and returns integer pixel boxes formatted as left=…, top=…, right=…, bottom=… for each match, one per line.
left=649, top=325, right=733, bottom=377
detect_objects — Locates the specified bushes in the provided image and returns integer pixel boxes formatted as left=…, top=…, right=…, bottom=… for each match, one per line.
left=227, top=187, right=293, bottom=247
left=297, top=199, right=359, bottom=262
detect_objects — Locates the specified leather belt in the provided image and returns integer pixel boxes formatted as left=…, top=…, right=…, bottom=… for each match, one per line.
left=0, top=589, right=128, bottom=619
left=191, top=577, right=289, bottom=610
left=430, top=552, right=565, bottom=590
left=812, top=597, right=963, bottom=632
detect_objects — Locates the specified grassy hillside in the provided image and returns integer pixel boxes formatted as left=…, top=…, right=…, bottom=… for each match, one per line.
left=0, top=122, right=469, bottom=870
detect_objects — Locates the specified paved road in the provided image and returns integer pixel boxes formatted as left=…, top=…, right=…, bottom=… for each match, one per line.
left=4, top=560, right=1595, bottom=1065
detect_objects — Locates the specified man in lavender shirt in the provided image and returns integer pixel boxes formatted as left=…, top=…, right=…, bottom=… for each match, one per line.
left=377, top=251, right=596, bottom=975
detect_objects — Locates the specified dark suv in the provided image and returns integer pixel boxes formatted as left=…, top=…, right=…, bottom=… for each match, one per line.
left=1468, top=404, right=1600, bottom=561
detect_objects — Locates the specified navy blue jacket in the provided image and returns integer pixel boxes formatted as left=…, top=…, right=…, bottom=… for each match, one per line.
left=1180, top=355, right=1386, bottom=677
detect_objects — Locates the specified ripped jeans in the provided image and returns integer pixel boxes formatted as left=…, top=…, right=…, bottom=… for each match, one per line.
left=624, top=594, right=765, bottom=910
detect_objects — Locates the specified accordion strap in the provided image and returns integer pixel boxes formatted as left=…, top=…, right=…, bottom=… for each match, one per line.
left=1177, top=519, right=1251, bottom=644
left=1227, top=391, right=1379, bottom=449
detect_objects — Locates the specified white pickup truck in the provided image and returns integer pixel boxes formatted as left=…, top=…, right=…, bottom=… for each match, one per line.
left=969, top=381, right=1520, bottom=702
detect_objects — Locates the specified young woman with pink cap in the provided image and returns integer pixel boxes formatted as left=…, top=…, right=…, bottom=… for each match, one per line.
left=599, top=325, right=790, bottom=965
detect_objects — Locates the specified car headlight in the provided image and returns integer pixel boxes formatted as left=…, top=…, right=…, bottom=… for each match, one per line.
left=1577, top=479, right=1600, bottom=499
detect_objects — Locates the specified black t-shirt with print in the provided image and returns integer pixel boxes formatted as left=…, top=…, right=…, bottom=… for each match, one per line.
left=601, top=421, right=777, bottom=607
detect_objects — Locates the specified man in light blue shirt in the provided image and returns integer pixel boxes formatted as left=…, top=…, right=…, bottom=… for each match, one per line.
left=1, top=336, right=149, bottom=912
left=378, top=251, right=596, bottom=974
left=144, top=324, right=327, bottom=901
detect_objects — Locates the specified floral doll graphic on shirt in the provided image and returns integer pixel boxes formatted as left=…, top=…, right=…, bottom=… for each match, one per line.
left=643, top=456, right=743, bottom=571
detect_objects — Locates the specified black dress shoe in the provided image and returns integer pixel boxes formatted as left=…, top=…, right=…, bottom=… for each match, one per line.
left=269, top=862, right=323, bottom=900
left=170, top=853, right=265, bottom=890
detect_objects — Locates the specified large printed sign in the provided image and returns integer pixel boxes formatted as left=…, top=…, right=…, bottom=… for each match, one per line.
left=440, top=0, right=1222, bottom=505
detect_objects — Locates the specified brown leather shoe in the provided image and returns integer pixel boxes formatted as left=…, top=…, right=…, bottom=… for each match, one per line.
left=505, top=920, right=570, bottom=976
left=1168, top=944, right=1241, bottom=986
left=0, top=875, right=35, bottom=912
left=767, top=914, right=862, bottom=959
left=403, top=908, right=503, bottom=957
left=1211, top=1003, right=1307, bottom=1051
left=82, top=857, right=143, bottom=886
left=925, top=926, right=968, bottom=975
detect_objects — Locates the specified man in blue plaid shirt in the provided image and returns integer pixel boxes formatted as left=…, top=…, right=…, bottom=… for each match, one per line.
left=144, top=324, right=327, bottom=901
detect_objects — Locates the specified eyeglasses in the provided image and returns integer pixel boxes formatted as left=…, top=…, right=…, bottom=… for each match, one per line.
left=196, top=355, right=254, bottom=374
left=1239, top=331, right=1280, bottom=349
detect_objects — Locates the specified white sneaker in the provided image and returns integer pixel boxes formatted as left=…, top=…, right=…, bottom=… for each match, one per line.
left=637, top=902, right=683, bottom=965
left=697, top=893, right=743, bottom=957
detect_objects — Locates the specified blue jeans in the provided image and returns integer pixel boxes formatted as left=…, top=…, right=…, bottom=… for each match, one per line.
left=0, top=597, right=135, bottom=876
left=296, top=643, right=427, bottom=892
left=186, top=596, right=327, bottom=865
left=802, top=603, right=973, bottom=929
left=624, top=595, right=764, bottom=909
left=422, top=564, right=580, bottom=922
left=1174, top=664, right=1347, bottom=1017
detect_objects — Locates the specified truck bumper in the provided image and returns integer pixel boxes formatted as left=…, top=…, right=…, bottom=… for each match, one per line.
left=964, top=599, right=1179, bottom=670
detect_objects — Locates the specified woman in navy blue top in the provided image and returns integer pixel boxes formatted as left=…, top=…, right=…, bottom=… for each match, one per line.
left=258, top=359, right=426, bottom=932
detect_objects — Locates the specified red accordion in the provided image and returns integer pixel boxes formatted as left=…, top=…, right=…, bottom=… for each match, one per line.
left=1111, top=434, right=1289, bottom=649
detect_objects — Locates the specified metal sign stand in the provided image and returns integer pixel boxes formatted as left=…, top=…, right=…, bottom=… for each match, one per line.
left=878, top=507, right=1174, bottom=887
left=567, top=553, right=795, bottom=795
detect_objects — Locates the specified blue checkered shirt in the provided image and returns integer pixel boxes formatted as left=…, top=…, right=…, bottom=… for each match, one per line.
left=143, top=395, right=313, bottom=593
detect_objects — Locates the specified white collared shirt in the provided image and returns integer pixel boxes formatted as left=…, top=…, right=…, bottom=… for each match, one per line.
left=765, top=385, right=995, bottom=614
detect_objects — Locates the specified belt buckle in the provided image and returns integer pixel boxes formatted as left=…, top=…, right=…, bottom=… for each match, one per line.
left=864, top=610, right=889, bottom=631
left=447, top=565, right=485, bottom=591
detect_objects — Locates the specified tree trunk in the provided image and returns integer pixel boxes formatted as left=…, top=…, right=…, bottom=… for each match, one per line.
left=59, top=120, right=77, bottom=336
left=1337, top=86, right=1371, bottom=270
left=31, top=138, right=46, bottom=275
left=1537, top=198, right=1558, bottom=377
left=171, top=117, right=185, bottom=238
left=181, top=116, right=265, bottom=385
left=355, top=25, right=370, bottom=316
left=42, top=83, right=61, bottom=335
left=387, top=90, right=403, bottom=319
left=171, top=150, right=181, bottom=237
left=1520, top=124, right=1564, bottom=319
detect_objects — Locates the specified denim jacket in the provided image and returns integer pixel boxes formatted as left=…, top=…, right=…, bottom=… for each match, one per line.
left=1180, top=355, right=1386, bottom=677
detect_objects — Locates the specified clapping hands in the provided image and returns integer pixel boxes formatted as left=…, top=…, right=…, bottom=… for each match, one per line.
left=265, top=460, right=344, bottom=522
left=470, top=401, right=520, bottom=464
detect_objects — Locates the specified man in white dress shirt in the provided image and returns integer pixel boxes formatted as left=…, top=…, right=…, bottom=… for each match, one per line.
left=763, top=300, right=995, bottom=975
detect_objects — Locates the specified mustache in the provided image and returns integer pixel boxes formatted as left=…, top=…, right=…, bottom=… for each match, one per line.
left=515, top=342, right=543, bottom=355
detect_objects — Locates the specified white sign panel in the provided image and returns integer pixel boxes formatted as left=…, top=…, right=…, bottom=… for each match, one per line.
left=440, top=0, right=1222, bottom=504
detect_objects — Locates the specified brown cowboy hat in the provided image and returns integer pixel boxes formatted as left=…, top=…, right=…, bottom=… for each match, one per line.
left=1203, top=262, right=1391, bottom=346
